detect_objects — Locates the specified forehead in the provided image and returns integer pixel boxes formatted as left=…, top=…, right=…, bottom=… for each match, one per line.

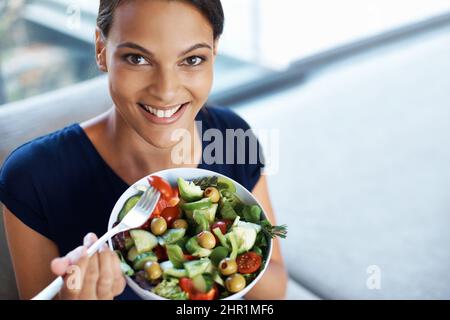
left=108, top=0, right=214, bottom=49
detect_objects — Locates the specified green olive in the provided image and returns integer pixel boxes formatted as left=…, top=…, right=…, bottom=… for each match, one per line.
left=144, top=261, right=162, bottom=280
left=150, top=217, right=167, bottom=235
left=172, top=219, right=188, bottom=229
left=197, top=231, right=216, bottom=249
left=225, top=274, right=246, bottom=293
left=204, top=187, right=220, bottom=203
left=219, top=258, right=237, bottom=276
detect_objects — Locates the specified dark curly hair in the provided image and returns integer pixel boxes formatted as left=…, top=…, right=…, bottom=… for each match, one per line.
left=97, top=0, right=224, bottom=39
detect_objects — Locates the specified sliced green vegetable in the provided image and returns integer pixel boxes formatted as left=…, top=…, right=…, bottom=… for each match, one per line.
left=152, top=278, right=188, bottom=300
left=219, top=201, right=238, bottom=220
left=166, top=244, right=187, bottom=269
left=118, top=193, right=142, bottom=221
left=127, top=246, right=139, bottom=262
left=212, top=227, right=230, bottom=250
left=226, top=232, right=239, bottom=260
left=185, top=237, right=212, bottom=257
left=160, top=228, right=186, bottom=245
left=130, top=229, right=158, bottom=253
left=184, top=259, right=211, bottom=278
left=192, top=274, right=214, bottom=293
left=195, top=203, right=218, bottom=223
left=177, top=177, right=204, bottom=202
left=164, top=268, right=189, bottom=278
left=209, top=246, right=229, bottom=266
left=193, top=210, right=210, bottom=233
left=212, top=269, right=225, bottom=287
left=252, top=247, right=263, bottom=256
left=132, top=252, right=157, bottom=270
left=217, top=176, right=236, bottom=193
left=242, top=205, right=262, bottom=223
left=181, top=197, right=212, bottom=211
left=115, top=250, right=135, bottom=276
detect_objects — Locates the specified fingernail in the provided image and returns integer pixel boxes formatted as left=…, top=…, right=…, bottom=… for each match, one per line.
left=99, top=243, right=109, bottom=252
left=83, top=233, right=96, bottom=247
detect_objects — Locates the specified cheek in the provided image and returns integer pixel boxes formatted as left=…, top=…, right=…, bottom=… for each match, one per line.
left=107, top=60, right=146, bottom=102
left=181, top=68, right=214, bottom=101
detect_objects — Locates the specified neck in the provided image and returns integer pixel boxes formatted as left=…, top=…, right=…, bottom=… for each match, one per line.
left=103, top=107, right=201, bottom=178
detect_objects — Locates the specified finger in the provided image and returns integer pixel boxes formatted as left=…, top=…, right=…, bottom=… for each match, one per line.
left=50, top=257, right=70, bottom=276
left=51, top=246, right=86, bottom=276
left=83, top=233, right=98, bottom=248
left=60, top=251, right=89, bottom=299
left=96, top=244, right=114, bottom=300
left=79, top=250, right=99, bottom=300
left=111, top=250, right=126, bottom=296
left=66, top=246, right=88, bottom=265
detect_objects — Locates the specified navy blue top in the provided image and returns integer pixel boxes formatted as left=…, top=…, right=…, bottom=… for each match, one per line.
left=0, top=106, right=264, bottom=300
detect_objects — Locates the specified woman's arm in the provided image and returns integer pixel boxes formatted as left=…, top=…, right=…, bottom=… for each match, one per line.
left=3, top=206, right=60, bottom=300
left=245, top=175, right=288, bottom=300
left=3, top=206, right=126, bottom=300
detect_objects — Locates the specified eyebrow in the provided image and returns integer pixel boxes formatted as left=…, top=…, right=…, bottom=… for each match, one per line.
left=116, top=42, right=212, bottom=57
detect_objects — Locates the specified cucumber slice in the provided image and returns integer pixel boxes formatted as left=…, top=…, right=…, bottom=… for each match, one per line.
left=130, top=229, right=158, bottom=253
left=118, top=193, right=142, bottom=221
left=133, top=252, right=157, bottom=270
left=192, top=274, right=213, bottom=293
left=184, top=259, right=211, bottom=278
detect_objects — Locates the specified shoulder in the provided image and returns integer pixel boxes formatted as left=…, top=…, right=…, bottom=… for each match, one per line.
left=0, top=124, right=81, bottom=182
left=202, top=105, right=252, bottom=131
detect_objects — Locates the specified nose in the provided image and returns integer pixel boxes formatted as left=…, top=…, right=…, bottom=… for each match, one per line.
left=147, top=66, right=180, bottom=104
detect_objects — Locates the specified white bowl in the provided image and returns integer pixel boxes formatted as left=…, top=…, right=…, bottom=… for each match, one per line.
left=107, top=168, right=273, bottom=300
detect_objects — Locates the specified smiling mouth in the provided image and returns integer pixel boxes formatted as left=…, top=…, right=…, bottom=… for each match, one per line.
left=137, top=102, right=189, bottom=118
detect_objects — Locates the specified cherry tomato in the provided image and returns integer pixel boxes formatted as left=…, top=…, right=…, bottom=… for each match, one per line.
left=161, top=206, right=181, bottom=227
left=236, top=252, right=262, bottom=274
left=211, top=220, right=233, bottom=242
left=179, top=278, right=218, bottom=300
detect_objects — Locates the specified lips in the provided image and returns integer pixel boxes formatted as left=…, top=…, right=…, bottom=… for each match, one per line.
left=137, top=102, right=189, bottom=125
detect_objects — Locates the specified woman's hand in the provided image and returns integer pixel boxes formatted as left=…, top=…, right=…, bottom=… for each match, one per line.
left=50, top=233, right=126, bottom=300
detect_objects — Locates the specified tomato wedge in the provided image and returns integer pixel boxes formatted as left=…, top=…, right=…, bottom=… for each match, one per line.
left=147, top=176, right=179, bottom=218
left=236, top=252, right=262, bottom=274
left=148, top=176, right=173, bottom=199
left=179, top=278, right=218, bottom=300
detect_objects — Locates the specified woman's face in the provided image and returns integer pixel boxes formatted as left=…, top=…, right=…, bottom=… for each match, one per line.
left=96, top=0, right=217, bottom=148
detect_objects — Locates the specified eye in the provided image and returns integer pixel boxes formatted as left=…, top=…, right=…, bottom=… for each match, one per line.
left=183, top=56, right=205, bottom=67
left=124, top=54, right=149, bottom=65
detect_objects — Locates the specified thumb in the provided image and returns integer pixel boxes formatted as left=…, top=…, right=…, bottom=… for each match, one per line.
left=50, top=256, right=70, bottom=276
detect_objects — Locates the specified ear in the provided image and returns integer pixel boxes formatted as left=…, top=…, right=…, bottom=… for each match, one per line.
left=95, top=27, right=108, bottom=72
left=213, top=38, right=220, bottom=57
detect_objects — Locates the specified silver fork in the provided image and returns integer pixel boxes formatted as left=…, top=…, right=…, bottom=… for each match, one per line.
left=32, top=185, right=160, bottom=300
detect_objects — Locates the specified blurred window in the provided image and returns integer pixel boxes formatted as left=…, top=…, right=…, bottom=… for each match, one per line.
left=1, top=0, right=449, bottom=105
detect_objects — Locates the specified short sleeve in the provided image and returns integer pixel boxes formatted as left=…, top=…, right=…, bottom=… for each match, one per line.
left=207, top=106, right=266, bottom=192
left=0, top=143, right=51, bottom=239
left=236, top=117, right=266, bottom=191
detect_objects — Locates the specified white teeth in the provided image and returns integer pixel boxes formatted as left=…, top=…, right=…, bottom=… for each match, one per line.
left=143, top=103, right=183, bottom=118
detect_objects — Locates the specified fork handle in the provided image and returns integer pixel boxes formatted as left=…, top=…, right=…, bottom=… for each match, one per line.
left=32, top=225, right=123, bottom=300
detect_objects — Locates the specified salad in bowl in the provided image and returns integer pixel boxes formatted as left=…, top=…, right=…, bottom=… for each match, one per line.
left=107, top=168, right=287, bottom=300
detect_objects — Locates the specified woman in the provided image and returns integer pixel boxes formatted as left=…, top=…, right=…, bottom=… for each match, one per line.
left=0, top=0, right=287, bottom=300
